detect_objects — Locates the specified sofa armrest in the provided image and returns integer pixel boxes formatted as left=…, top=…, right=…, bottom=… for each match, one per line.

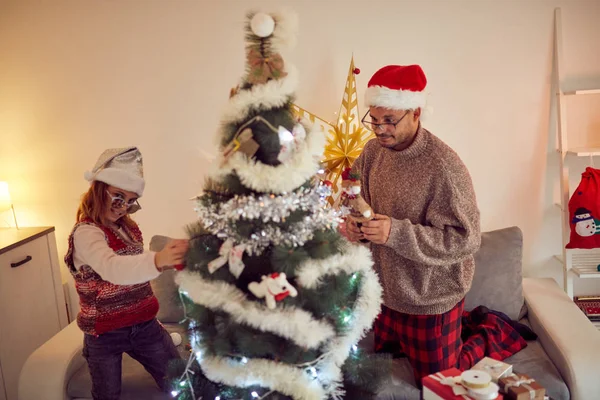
left=19, top=320, right=85, bottom=400
left=523, top=277, right=600, bottom=400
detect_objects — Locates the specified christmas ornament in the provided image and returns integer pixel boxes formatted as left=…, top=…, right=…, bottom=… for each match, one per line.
left=248, top=272, right=298, bottom=309
left=250, top=12, right=275, bottom=37
left=207, top=238, right=246, bottom=278
left=292, top=122, right=306, bottom=143
left=277, top=126, right=295, bottom=163
left=247, top=49, right=288, bottom=84
left=316, top=180, right=333, bottom=199
left=222, top=128, right=260, bottom=164
left=340, top=168, right=373, bottom=223
left=292, top=56, right=374, bottom=206
left=170, top=332, right=183, bottom=347
left=277, top=122, right=307, bottom=163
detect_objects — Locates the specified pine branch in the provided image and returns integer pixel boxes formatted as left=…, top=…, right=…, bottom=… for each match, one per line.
left=342, top=350, right=393, bottom=398
left=219, top=173, right=257, bottom=196
left=185, top=221, right=211, bottom=240
left=270, top=245, right=310, bottom=276
left=304, top=229, right=343, bottom=259
left=166, top=355, right=221, bottom=400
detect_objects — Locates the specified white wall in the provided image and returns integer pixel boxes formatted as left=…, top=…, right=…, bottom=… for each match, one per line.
left=1, top=0, right=599, bottom=298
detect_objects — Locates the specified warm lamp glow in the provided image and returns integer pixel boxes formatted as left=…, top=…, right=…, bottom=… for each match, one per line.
left=0, top=182, right=11, bottom=212
left=0, top=182, right=19, bottom=229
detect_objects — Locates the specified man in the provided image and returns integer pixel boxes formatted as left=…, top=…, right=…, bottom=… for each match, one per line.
left=347, top=64, right=482, bottom=383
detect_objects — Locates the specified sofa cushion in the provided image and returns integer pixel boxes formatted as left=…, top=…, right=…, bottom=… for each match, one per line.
left=149, top=235, right=185, bottom=323
left=464, top=226, right=524, bottom=320
left=504, top=319, right=570, bottom=400
left=67, top=323, right=188, bottom=400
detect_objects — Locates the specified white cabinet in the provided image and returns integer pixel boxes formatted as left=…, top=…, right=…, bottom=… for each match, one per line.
left=0, top=227, right=68, bottom=400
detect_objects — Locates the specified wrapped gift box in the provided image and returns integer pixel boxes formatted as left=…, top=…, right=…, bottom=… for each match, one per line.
left=499, top=373, right=546, bottom=400
left=471, top=357, right=513, bottom=382
left=423, top=368, right=504, bottom=400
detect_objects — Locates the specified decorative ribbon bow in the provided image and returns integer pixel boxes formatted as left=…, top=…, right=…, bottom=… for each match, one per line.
left=247, top=48, right=288, bottom=84
left=207, top=239, right=246, bottom=278
left=503, top=375, right=537, bottom=399
left=431, top=373, right=470, bottom=398
left=482, top=362, right=504, bottom=372
left=267, top=273, right=292, bottom=302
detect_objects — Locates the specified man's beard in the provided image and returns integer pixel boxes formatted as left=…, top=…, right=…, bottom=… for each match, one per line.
left=376, top=134, right=396, bottom=148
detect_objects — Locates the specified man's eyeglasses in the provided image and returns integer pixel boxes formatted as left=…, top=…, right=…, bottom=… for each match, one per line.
left=106, top=190, right=141, bottom=212
left=361, top=110, right=410, bottom=132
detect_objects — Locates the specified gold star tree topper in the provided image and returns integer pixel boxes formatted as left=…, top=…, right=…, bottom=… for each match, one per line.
left=292, top=57, right=374, bottom=206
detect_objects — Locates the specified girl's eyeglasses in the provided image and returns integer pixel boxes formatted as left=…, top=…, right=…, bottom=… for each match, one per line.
left=106, top=190, right=141, bottom=213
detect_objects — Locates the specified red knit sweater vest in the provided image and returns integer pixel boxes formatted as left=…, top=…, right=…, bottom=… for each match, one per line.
left=65, top=219, right=159, bottom=336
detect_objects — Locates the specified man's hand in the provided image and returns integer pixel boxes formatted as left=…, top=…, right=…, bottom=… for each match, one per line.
left=361, top=214, right=392, bottom=244
left=345, top=219, right=365, bottom=242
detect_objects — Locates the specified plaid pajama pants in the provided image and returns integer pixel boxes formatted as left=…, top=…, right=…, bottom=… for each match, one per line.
left=373, top=298, right=527, bottom=384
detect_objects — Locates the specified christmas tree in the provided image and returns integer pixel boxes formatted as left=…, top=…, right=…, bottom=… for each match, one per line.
left=168, top=10, right=389, bottom=400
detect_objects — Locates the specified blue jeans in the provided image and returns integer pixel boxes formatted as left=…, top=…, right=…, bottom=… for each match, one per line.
left=83, top=318, right=181, bottom=400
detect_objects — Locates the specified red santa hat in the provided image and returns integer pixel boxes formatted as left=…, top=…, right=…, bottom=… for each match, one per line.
left=365, top=65, right=427, bottom=111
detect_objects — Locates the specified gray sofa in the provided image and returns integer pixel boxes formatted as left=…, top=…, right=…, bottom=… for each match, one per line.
left=19, top=227, right=600, bottom=400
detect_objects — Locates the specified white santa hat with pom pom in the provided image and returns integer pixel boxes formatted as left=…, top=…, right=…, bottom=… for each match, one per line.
left=84, top=146, right=145, bottom=197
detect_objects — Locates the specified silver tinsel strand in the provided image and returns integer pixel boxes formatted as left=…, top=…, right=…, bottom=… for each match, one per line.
left=195, top=186, right=342, bottom=255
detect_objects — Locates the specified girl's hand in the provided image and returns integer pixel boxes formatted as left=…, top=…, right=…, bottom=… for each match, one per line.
left=155, top=239, right=189, bottom=271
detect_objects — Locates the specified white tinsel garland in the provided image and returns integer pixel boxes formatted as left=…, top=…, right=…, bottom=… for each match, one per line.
left=175, top=272, right=336, bottom=349
left=296, top=241, right=375, bottom=289
left=200, top=355, right=326, bottom=400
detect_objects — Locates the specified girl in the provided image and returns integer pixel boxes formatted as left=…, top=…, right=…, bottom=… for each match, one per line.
left=64, top=146, right=188, bottom=400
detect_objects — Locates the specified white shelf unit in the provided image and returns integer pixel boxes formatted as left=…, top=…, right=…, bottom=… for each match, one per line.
left=564, top=89, right=600, bottom=96
left=554, top=250, right=600, bottom=278
left=553, top=8, right=600, bottom=300
left=567, top=148, right=600, bottom=157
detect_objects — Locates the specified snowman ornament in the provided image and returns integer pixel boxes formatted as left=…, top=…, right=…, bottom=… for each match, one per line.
left=573, top=207, right=598, bottom=237
left=248, top=272, right=298, bottom=309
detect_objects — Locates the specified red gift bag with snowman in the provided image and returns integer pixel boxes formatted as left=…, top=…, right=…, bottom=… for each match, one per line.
left=566, top=167, right=600, bottom=249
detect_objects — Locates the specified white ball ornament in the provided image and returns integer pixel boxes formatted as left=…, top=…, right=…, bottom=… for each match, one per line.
left=170, top=332, right=182, bottom=347
left=250, top=13, right=275, bottom=38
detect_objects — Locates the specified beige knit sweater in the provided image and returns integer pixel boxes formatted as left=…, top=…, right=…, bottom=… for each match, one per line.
left=352, top=125, right=481, bottom=315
